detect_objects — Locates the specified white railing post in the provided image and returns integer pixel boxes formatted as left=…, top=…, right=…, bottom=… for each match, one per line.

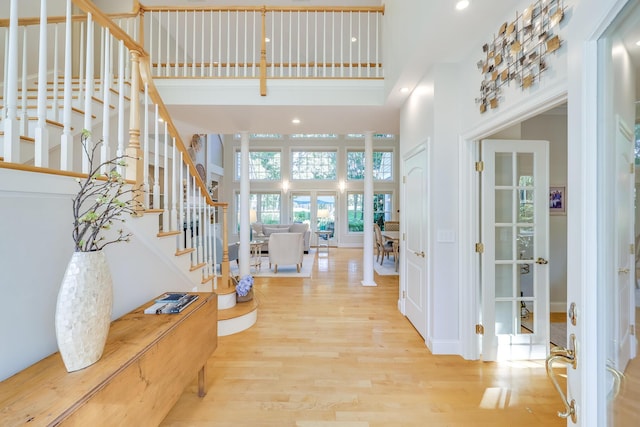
left=52, top=24, right=59, bottom=122
left=171, top=138, right=178, bottom=232
left=179, top=151, right=185, bottom=247
left=153, top=103, right=160, bottom=209
left=116, top=39, right=125, bottom=173
left=77, top=21, right=85, bottom=108
left=163, top=122, right=169, bottom=232
left=35, top=0, right=50, bottom=168
left=4, top=0, right=20, bottom=163
left=101, top=30, right=111, bottom=170
left=19, top=27, right=28, bottom=136
left=143, top=83, right=150, bottom=209
left=83, top=13, right=94, bottom=173
left=60, top=0, right=73, bottom=171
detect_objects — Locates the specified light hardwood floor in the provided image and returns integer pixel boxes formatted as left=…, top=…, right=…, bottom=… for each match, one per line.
left=162, top=248, right=564, bottom=427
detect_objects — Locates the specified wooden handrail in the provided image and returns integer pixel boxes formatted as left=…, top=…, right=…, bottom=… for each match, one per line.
left=138, top=3, right=385, bottom=14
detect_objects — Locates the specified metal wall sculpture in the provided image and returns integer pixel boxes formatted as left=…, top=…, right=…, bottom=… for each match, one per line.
left=475, top=0, right=565, bottom=113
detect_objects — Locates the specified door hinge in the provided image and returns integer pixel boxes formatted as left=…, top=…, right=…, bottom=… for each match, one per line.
left=631, top=163, right=635, bottom=174
left=402, top=232, right=406, bottom=241
left=475, top=161, right=484, bottom=172
left=475, top=324, right=485, bottom=335
left=631, top=325, right=636, bottom=336
left=631, top=244, right=635, bottom=255
left=475, top=242, right=484, bottom=253
left=403, top=176, right=406, bottom=183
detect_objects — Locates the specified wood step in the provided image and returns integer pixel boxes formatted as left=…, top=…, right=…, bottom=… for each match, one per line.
left=175, top=248, right=195, bottom=256
left=157, top=230, right=181, bottom=238
left=217, top=297, right=258, bottom=321
left=0, top=132, right=34, bottom=143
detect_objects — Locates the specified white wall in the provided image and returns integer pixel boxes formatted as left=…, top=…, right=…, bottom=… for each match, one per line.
left=0, top=169, right=194, bottom=381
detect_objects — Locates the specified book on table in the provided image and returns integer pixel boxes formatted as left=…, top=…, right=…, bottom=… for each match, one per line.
left=144, top=294, right=199, bottom=314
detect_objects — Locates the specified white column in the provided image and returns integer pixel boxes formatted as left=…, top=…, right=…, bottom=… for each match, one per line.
left=3, top=0, right=20, bottom=163
left=60, top=0, right=73, bottom=171
left=362, top=131, right=376, bottom=286
left=239, top=131, right=251, bottom=276
left=34, top=0, right=49, bottom=167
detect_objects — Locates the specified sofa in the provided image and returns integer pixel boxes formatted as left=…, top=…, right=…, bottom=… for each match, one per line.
left=251, top=222, right=311, bottom=253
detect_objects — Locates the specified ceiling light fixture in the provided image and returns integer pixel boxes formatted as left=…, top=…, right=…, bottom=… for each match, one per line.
left=292, top=118, right=301, bottom=124
left=351, top=37, right=357, bottom=42
left=455, top=0, right=470, bottom=11
left=265, top=37, right=271, bottom=43
left=400, top=87, right=410, bottom=93
left=636, top=40, right=640, bottom=46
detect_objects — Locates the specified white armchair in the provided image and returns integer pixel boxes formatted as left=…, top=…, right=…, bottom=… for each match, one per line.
left=268, top=232, right=304, bottom=273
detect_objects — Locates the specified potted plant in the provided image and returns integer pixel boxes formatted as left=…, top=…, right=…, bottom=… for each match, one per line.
left=236, top=274, right=254, bottom=302
left=55, top=130, right=142, bottom=372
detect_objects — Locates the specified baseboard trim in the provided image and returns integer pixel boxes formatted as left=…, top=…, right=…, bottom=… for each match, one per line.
left=429, top=338, right=461, bottom=355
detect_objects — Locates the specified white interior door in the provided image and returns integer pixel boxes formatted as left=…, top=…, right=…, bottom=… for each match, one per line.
left=403, top=146, right=428, bottom=338
left=612, top=117, right=637, bottom=372
left=481, top=139, right=549, bottom=361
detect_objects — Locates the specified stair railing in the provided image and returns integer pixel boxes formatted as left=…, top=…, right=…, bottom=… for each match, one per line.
left=1, top=0, right=231, bottom=290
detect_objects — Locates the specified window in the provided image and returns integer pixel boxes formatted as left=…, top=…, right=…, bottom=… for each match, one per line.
left=347, top=192, right=393, bottom=232
left=236, top=193, right=281, bottom=229
left=235, top=151, right=281, bottom=180
left=291, top=150, right=337, bottom=180
left=346, top=150, right=393, bottom=180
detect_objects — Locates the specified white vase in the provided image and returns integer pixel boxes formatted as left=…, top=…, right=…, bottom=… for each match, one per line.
left=55, top=251, right=113, bottom=372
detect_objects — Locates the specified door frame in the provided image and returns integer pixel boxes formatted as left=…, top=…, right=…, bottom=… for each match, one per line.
left=459, top=90, right=567, bottom=361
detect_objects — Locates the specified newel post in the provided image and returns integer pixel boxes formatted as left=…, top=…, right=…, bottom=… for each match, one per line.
left=221, top=205, right=230, bottom=288
left=126, top=50, right=144, bottom=210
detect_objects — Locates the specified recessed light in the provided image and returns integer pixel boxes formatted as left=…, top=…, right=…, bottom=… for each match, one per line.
left=265, top=37, right=271, bottom=43
left=351, top=37, right=357, bottom=42
left=636, top=40, right=640, bottom=46
left=455, top=0, right=469, bottom=11
left=400, top=87, right=410, bottom=93
left=292, top=118, right=301, bottom=124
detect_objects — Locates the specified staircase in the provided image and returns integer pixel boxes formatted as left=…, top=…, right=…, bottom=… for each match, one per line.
left=0, top=0, right=257, bottom=342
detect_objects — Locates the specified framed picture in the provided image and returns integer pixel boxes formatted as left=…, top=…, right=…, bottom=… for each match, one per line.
left=549, top=186, right=566, bottom=215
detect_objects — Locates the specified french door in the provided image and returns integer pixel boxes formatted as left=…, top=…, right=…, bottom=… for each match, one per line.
left=291, top=192, right=337, bottom=246
left=480, top=139, right=550, bottom=361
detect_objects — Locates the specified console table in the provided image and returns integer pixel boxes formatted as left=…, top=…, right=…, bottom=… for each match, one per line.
left=0, top=292, right=218, bottom=426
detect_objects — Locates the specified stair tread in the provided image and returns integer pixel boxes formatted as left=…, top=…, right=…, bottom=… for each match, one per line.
left=218, top=297, right=258, bottom=321
left=157, top=230, right=181, bottom=238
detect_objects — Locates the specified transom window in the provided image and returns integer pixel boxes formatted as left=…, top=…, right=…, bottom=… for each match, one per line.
left=291, top=150, right=337, bottom=180
left=346, top=150, right=393, bottom=181
left=235, top=150, right=281, bottom=180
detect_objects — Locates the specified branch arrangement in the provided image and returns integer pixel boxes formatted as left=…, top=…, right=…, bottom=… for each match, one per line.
left=72, top=130, right=143, bottom=252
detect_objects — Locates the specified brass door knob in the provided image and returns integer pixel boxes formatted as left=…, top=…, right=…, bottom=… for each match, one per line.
left=535, top=257, right=549, bottom=265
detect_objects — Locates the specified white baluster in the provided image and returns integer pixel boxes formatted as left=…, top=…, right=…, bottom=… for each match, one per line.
left=101, top=30, right=111, bottom=170
left=306, top=12, right=310, bottom=77
left=183, top=12, right=188, bottom=77
left=217, top=12, right=222, bottom=76
left=367, top=12, right=371, bottom=77
left=185, top=167, right=191, bottom=250
left=174, top=10, right=179, bottom=77
left=3, top=28, right=9, bottom=121
left=20, top=27, right=27, bottom=136
left=252, top=11, right=256, bottom=77
left=116, top=39, right=125, bottom=174
left=209, top=11, right=214, bottom=77
left=60, top=0, right=73, bottom=171
left=143, top=83, right=150, bottom=209
left=358, top=11, right=361, bottom=78
left=171, top=137, right=178, bottom=232
left=157, top=11, right=162, bottom=77
left=288, top=12, right=292, bottom=77
left=148, top=10, right=153, bottom=74
left=297, top=11, right=301, bottom=77
left=166, top=11, right=171, bottom=77
left=340, top=12, right=344, bottom=77
left=375, top=11, right=380, bottom=78
left=52, top=24, right=59, bottom=122
left=314, top=12, right=318, bottom=77
left=78, top=21, right=84, bottom=108
left=153, top=103, right=160, bottom=209
left=235, top=11, right=239, bottom=77
left=163, top=121, right=169, bottom=232
left=279, top=11, right=283, bottom=78
left=331, top=12, right=335, bottom=77
left=349, top=12, right=353, bottom=78
left=83, top=14, right=94, bottom=173
left=226, top=12, right=230, bottom=77
left=201, top=11, right=205, bottom=76
left=4, top=0, right=20, bottom=163
left=192, top=11, right=196, bottom=76
left=179, top=151, right=184, bottom=247
left=35, top=0, right=49, bottom=168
